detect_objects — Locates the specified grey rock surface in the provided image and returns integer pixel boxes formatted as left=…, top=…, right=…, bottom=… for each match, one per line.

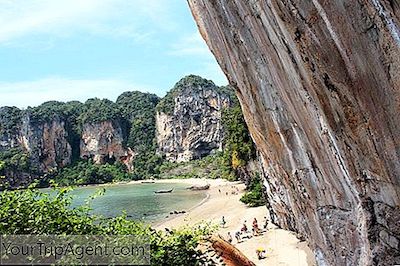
left=156, top=76, right=232, bottom=162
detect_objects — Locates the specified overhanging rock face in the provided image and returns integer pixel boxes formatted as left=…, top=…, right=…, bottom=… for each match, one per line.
left=188, top=1, right=400, bottom=265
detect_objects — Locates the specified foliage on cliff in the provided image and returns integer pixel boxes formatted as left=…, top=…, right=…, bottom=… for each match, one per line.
left=27, top=101, right=66, bottom=123
left=0, top=148, right=31, bottom=172
left=116, top=91, right=162, bottom=179
left=0, top=186, right=215, bottom=265
left=221, top=105, right=255, bottom=170
left=240, top=173, right=264, bottom=207
left=79, top=98, right=121, bottom=124
left=0, top=107, right=22, bottom=135
left=117, top=91, right=159, bottom=123
left=117, top=91, right=159, bottom=150
left=26, top=99, right=120, bottom=129
left=0, top=148, right=36, bottom=189
left=26, top=101, right=81, bottom=124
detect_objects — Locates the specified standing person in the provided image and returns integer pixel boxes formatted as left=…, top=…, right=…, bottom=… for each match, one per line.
left=235, top=231, right=241, bottom=243
left=252, top=218, right=259, bottom=235
left=253, top=218, right=258, bottom=226
left=263, top=216, right=268, bottom=231
left=241, top=221, right=248, bottom=233
left=221, top=216, right=226, bottom=228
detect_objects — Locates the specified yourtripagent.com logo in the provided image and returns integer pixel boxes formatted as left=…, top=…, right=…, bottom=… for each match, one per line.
left=0, top=235, right=150, bottom=265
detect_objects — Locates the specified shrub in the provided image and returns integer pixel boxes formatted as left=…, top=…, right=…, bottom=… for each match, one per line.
left=0, top=148, right=32, bottom=173
left=0, top=186, right=215, bottom=265
left=240, top=174, right=264, bottom=207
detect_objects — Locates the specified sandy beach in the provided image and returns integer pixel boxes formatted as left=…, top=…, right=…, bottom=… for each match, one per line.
left=154, top=178, right=316, bottom=266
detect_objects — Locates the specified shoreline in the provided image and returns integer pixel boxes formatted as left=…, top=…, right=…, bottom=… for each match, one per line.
left=153, top=190, right=211, bottom=227
left=42, top=177, right=316, bottom=265
left=156, top=178, right=316, bottom=266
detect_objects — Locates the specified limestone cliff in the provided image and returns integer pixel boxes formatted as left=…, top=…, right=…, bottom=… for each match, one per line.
left=188, top=0, right=400, bottom=265
left=20, top=113, right=72, bottom=172
left=0, top=106, right=72, bottom=172
left=0, top=106, right=73, bottom=187
left=0, top=77, right=249, bottom=185
left=1, top=81, right=235, bottom=183
left=155, top=75, right=232, bottom=162
left=80, top=120, right=134, bottom=170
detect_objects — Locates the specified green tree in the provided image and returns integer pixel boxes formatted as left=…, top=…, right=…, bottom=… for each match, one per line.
left=0, top=186, right=215, bottom=265
left=0, top=106, right=22, bottom=135
left=240, top=173, right=264, bottom=207
left=78, top=98, right=121, bottom=124
left=219, top=101, right=256, bottom=182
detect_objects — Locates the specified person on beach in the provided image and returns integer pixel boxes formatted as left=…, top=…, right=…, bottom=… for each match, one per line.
left=227, top=232, right=233, bottom=243
left=263, top=216, right=268, bottom=231
left=235, top=231, right=241, bottom=242
left=241, top=221, right=253, bottom=239
left=241, top=221, right=248, bottom=233
left=256, top=248, right=266, bottom=260
left=252, top=218, right=260, bottom=235
left=221, top=216, right=226, bottom=228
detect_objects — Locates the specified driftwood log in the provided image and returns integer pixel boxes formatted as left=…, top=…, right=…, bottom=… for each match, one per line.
left=209, top=235, right=256, bottom=266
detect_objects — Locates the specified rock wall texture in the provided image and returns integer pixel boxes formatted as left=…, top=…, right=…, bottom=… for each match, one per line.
left=0, top=108, right=72, bottom=173
left=188, top=0, right=400, bottom=265
left=20, top=114, right=72, bottom=172
left=1, top=113, right=134, bottom=183
left=80, top=120, right=133, bottom=169
left=0, top=109, right=72, bottom=187
left=156, top=76, right=231, bottom=162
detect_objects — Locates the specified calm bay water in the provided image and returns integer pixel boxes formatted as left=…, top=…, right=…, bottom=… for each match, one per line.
left=62, top=182, right=207, bottom=224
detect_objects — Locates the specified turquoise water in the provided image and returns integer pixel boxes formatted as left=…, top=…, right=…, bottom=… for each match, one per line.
left=58, top=182, right=206, bottom=224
